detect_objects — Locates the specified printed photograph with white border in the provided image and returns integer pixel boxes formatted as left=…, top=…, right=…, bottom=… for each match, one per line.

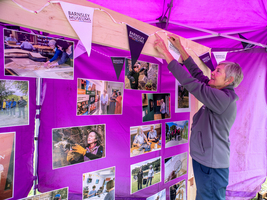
left=175, top=80, right=191, bottom=113
left=165, top=121, right=189, bottom=148
left=77, top=79, right=124, bottom=116
left=0, top=79, right=29, bottom=128
left=169, top=179, right=186, bottom=200
left=146, top=188, right=166, bottom=200
left=52, top=124, right=106, bottom=169
left=164, top=153, right=187, bottom=183
left=124, top=58, right=159, bottom=91
left=0, top=132, right=15, bottom=200
left=130, top=123, right=162, bottom=157
left=130, top=156, right=161, bottom=194
left=3, top=28, right=74, bottom=80
left=82, top=166, right=115, bottom=200
left=19, top=187, right=68, bottom=200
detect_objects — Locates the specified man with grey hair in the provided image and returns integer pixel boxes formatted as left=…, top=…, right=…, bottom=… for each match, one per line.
left=154, top=33, right=243, bottom=200
left=146, top=165, right=154, bottom=187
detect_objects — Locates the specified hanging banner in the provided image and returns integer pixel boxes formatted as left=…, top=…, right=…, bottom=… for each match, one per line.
left=60, top=2, right=94, bottom=56
left=126, top=25, right=149, bottom=69
left=74, top=40, right=87, bottom=59
left=199, top=52, right=214, bottom=71
left=213, top=51, right=228, bottom=64
left=111, top=57, right=125, bottom=80
left=238, top=33, right=255, bottom=49
left=168, top=40, right=181, bottom=61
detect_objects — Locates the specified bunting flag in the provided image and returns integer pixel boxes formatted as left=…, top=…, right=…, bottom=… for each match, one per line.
left=238, top=34, right=255, bottom=49
left=168, top=40, right=181, bottom=61
left=60, top=2, right=94, bottom=56
left=111, top=57, right=125, bottom=80
left=74, top=40, right=87, bottom=59
left=213, top=52, right=228, bottom=64
left=126, top=25, right=149, bottom=69
left=199, top=52, right=215, bottom=71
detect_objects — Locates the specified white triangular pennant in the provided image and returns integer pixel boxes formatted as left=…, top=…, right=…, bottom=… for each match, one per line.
left=213, top=52, right=228, bottom=64
left=60, top=2, right=94, bottom=57
left=168, top=40, right=181, bottom=61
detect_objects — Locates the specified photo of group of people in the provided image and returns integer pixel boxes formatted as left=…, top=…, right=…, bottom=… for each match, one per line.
left=4, top=27, right=74, bottom=79
left=82, top=167, right=115, bottom=200
left=130, top=124, right=162, bottom=157
left=142, top=93, right=171, bottom=122
left=52, top=124, right=105, bottom=169
left=175, top=80, right=190, bottom=113
left=131, top=157, right=161, bottom=194
left=164, top=153, right=187, bottom=183
left=0, top=80, right=29, bottom=127
left=169, top=180, right=186, bottom=200
left=146, top=189, right=166, bottom=200
left=0, top=132, right=15, bottom=200
left=125, top=58, right=158, bottom=91
left=19, top=187, right=68, bottom=200
left=165, top=121, right=188, bottom=148
left=77, top=79, right=123, bottom=116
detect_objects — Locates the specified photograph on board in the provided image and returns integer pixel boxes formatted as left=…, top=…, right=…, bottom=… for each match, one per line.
left=175, top=80, right=191, bottom=113
left=0, top=132, right=15, bottom=200
left=0, top=80, right=29, bottom=128
left=125, top=58, right=158, bottom=91
left=170, top=179, right=186, bottom=200
left=77, top=79, right=124, bottom=116
left=131, top=157, right=161, bottom=194
left=130, top=124, right=162, bottom=157
left=82, top=167, right=115, bottom=200
left=164, top=152, right=187, bottom=183
left=165, top=120, right=189, bottom=148
left=3, top=27, right=74, bottom=79
left=146, top=189, right=166, bottom=200
left=142, top=93, right=171, bottom=122
left=52, top=124, right=105, bottom=169
left=19, top=187, right=68, bottom=200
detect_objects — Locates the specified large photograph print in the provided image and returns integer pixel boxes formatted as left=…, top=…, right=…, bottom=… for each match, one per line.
left=83, top=167, right=115, bottom=200
left=19, top=187, right=68, bottom=200
left=52, top=124, right=106, bottom=169
left=165, top=120, right=188, bottom=148
left=0, top=80, right=29, bottom=128
left=4, top=28, right=74, bottom=79
left=0, top=132, right=15, bottom=200
left=175, top=80, right=190, bottom=113
left=125, top=58, right=158, bottom=91
left=131, top=157, right=161, bottom=194
left=130, top=123, right=162, bottom=157
left=169, top=180, right=186, bottom=200
left=77, top=79, right=124, bottom=116
left=146, top=189, right=166, bottom=200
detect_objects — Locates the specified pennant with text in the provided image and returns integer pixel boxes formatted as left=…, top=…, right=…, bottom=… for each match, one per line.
left=238, top=34, right=255, bottom=50
left=199, top=52, right=215, bottom=71
left=126, top=25, right=149, bottom=69
left=60, top=2, right=94, bottom=56
left=168, top=40, right=181, bottom=61
left=74, top=40, right=87, bottom=59
left=111, top=57, right=125, bottom=80
left=213, top=52, right=228, bottom=64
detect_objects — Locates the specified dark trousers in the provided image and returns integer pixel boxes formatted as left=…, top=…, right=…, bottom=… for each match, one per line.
left=161, top=113, right=165, bottom=119
left=193, top=159, right=229, bottom=200
left=138, top=179, right=142, bottom=190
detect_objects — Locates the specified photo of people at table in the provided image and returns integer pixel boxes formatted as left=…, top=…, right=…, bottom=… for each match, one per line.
left=0, top=132, right=15, bottom=200
left=3, top=27, right=74, bottom=79
left=142, top=93, right=171, bottom=122
left=125, top=58, right=158, bottom=91
left=175, top=80, right=190, bottom=113
left=82, top=167, right=115, bottom=200
left=0, top=80, right=29, bottom=128
left=164, top=153, right=187, bottom=183
left=77, top=79, right=123, bottom=116
left=52, top=124, right=105, bottom=169
left=131, top=157, right=161, bottom=194
left=146, top=189, right=166, bottom=200
left=169, top=180, right=186, bottom=200
left=19, top=187, right=68, bottom=200
left=130, top=124, right=162, bottom=157
left=165, top=120, right=188, bottom=148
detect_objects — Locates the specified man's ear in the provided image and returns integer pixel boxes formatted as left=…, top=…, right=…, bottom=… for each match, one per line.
left=226, top=76, right=234, bottom=85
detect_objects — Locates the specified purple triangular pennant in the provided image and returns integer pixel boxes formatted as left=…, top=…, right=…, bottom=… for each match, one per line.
left=238, top=34, right=255, bottom=49
left=111, top=57, right=125, bottom=80
left=126, top=25, right=149, bottom=69
left=199, top=52, right=215, bottom=71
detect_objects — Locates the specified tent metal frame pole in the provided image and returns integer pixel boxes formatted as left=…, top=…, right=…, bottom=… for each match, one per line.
left=146, top=20, right=267, bottom=48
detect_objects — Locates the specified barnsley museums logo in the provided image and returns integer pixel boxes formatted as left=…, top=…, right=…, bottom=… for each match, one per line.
left=68, top=11, right=92, bottom=23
